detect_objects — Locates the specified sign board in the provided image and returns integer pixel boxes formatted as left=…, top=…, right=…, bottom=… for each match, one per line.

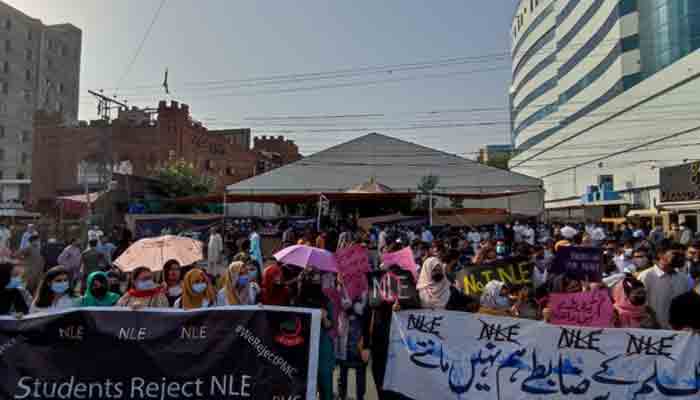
left=456, top=260, right=533, bottom=296
left=551, top=246, right=603, bottom=282
left=660, top=161, right=700, bottom=203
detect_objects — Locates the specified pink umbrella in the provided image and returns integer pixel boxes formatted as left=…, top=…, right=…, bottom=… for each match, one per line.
left=114, top=235, right=204, bottom=272
left=273, top=245, right=338, bottom=272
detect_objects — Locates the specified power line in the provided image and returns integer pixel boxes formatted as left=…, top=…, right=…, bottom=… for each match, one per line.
left=114, top=0, right=167, bottom=93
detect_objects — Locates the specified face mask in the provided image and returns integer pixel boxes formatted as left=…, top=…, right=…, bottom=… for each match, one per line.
left=624, top=249, right=633, bottom=257
left=192, top=282, right=208, bottom=294
left=135, top=280, right=155, bottom=291
left=51, top=281, right=69, bottom=294
left=248, top=270, right=258, bottom=281
left=353, top=302, right=364, bottom=315
left=544, top=250, right=553, bottom=259
left=5, top=277, right=23, bottom=289
left=92, top=286, right=107, bottom=298
left=432, top=271, right=444, bottom=283
left=496, top=245, right=505, bottom=255
left=168, top=286, right=183, bottom=296
left=237, top=276, right=250, bottom=287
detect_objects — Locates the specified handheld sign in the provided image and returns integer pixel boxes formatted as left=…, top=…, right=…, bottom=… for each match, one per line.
left=335, top=245, right=370, bottom=300
left=548, top=289, right=614, bottom=328
left=551, top=246, right=603, bottom=282
left=456, top=260, right=533, bottom=296
left=368, top=269, right=418, bottom=305
left=381, top=247, right=417, bottom=278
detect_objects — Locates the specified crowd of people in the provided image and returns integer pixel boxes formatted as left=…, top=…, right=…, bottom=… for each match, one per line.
left=1, top=219, right=700, bottom=399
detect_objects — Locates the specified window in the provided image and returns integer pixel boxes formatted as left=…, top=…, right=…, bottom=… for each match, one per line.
left=25, top=69, right=31, bottom=81
left=0, top=102, right=5, bottom=113
left=0, top=149, right=4, bottom=161
left=1, top=61, right=7, bottom=74
left=56, top=101, right=63, bottom=112
left=21, top=131, right=30, bottom=143
left=21, top=153, right=29, bottom=165
left=16, top=172, right=24, bottom=180
left=23, top=90, right=30, bottom=103
left=27, top=30, right=32, bottom=41
left=60, top=45, right=67, bottom=57
left=47, top=39, right=53, bottom=50
left=58, top=82, right=64, bottom=94
left=598, top=175, right=614, bottom=191
left=25, top=48, right=32, bottom=61
left=47, top=58, right=52, bottom=69
left=0, top=171, right=4, bottom=180
left=3, top=19, right=10, bottom=31
left=0, top=125, right=4, bottom=138
left=4, top=40, right=10, bottom=52
left=0, top=81, right=7, bottom=94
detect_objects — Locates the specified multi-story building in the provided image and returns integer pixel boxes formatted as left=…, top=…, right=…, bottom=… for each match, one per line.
left=477, top=144, right=513, bottom=165
left=509, top=0, right=700, bottom=225
left=30, top=100, right=301, bottom=209
left=0, top=1, right=81, bottom=206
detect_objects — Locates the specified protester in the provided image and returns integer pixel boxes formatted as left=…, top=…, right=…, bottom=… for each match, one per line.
left=295, top=268, right=335, bottom=400
left=81, top=239, right=105, bottom=291
left=669, top=283, right=700, bottom=332
left=478, top=281, right=519, bottom=317
left=612, top=275, right=659, bottom=329
left=95, top=235, right=117, bottom=267
left=207, top=227, right=225, bottom=277
left=7, top=264, right=32, bottom=306
left=175, top=268, right=216, bottom=309
left=249, top=225, right=263, bottom=268
left=107, top=270, right=124, bottom=296
left=638, top=241, right=689, bottom=329
left=17, top=235, right=45, bottom=295
left=217, top=261, right=259, bottom=305
left=19, top=224, right=37, bottom=250
left=336, top=289, right=368, bottom=400
left=117, top=266, right=169, bottom=308
left=0, top=262, right=29, bottom=315
left=680, top=223, right=693, bottom=246
left=261, top=262, right=291, bottom=306
left=686, top=241, right=700, bottom=289
left=162, top=260, right=183, bottom=306
left=58, top=237, right=82, bottom=284
left=417, top=257, right=450, bottom=309
left=77, top=271, right=120, bottom=307
left=42, top=238, right=65, bottom=269
left=30, top=266, right=74, bottom=313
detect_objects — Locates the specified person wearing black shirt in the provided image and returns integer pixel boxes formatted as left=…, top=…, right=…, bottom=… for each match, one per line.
left=670, top=287, right=700, bottom=331
left=0, top=263, right=29, bottom=315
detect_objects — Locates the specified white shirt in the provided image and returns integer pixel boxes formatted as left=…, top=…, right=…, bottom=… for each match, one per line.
left=591, top=227, right=606, bottom=242
left=638, top=265, right=689, bottom=329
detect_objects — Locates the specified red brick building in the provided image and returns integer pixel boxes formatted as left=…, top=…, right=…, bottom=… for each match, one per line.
left=31, top=100, right=301, bottom=204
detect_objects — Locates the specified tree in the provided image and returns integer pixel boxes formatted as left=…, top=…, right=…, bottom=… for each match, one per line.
left=417, top=174, right=440, bottom=210
left=150, top=159, right=215, bottom=198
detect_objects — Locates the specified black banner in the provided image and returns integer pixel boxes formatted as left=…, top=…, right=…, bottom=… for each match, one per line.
left=456, top=259, right=533, bottom=296
left=551, top=246, right=603, bottom=282
left=0, top=307, right=319, bottom=400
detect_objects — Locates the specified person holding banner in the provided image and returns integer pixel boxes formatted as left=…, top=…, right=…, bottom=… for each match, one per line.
left=30, top=266, right=75, bottom=313
left=336, top=288, right=369, bottom=400
left=0, top=262, right=29, bottom=315
left=117, top=266, right=169, bottom=309
left=217, top=261, right=259, bottom=306
left=76, top=271, right=120, bottom=307
left=162, top=260, right=183, bottom=306
left=175, top=268, right=217, bottom=309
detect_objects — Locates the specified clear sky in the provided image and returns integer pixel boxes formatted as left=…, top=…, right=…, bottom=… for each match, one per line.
left=8, top=0, right=516, bottom=157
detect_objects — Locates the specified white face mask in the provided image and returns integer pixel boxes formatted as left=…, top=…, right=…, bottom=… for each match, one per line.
left=135, top=280, right=155, bottom=291
left=353, top=302, right=364, bottom=315
left=192, top=283, right=207, bottom=294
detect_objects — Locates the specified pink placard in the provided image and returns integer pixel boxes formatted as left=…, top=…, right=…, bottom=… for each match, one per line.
left=548, top=289, right=614, bottom=328
left=335, top=245, right=370, bottom=300
left=381, top=247, right=417, bottom=278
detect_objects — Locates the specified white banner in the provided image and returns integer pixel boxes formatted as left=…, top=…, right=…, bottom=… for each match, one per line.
left=384, top=310, right=700, bottom=399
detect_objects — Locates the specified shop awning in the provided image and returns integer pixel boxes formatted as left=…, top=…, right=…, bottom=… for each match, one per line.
left=658, top=201, right=700, bottom=212
left=627, top=209, right=661, bottom=218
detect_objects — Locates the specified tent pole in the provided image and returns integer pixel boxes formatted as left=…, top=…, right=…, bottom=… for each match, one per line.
left=429, top=190, right=433, bottom=227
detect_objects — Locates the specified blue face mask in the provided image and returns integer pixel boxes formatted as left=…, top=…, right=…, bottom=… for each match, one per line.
left=248, top=270, right=258, bottom=281
left=192, top=282, right=207, bottom=294
left=237, top=276, right=250, bottom=287
left=5, top=277, right=23, bottom=289
left=51, top=281, right=69, bottom=294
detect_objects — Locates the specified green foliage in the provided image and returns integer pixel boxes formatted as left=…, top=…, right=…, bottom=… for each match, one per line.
left=150, top=159, right=215, bottom=198
left=416, top=174, right=440, bottom=210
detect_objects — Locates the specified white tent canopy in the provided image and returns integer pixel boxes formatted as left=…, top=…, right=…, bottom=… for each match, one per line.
left=227, top=133, right=544, bottom=215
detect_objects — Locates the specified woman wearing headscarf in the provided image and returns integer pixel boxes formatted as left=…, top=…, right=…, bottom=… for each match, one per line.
left=117, top=266, right=169, bottom=308
left=261, top=262, right=290, bottom=306
left=296, top=268, right=335, bottom=400
left=175, top=268, right=216, bottom=309
left=77, top=271, right=120, bottom=307
left=417, top=257, right=451, bottom=309
left=0, top=262, right=29, bottom=315
left=217, top=261, right=259, bottom=306
left=30, top=266, right=74, bottom=313
left=612, top=275, right=659, bottom=329
left=162, top=260, right=183, bottom=306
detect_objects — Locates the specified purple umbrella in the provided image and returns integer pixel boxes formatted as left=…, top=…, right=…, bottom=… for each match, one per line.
left=273, top=245, right=338, bottom=272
